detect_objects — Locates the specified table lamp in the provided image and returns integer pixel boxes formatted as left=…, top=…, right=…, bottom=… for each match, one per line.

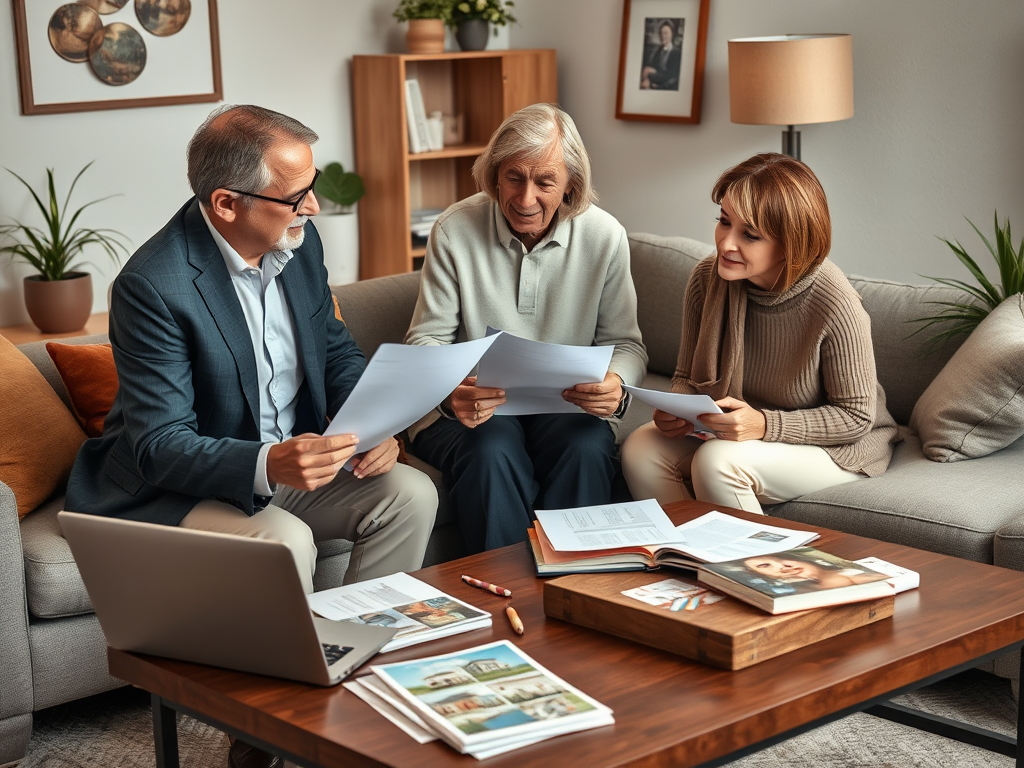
left=727, top=34, right=853, bottom=161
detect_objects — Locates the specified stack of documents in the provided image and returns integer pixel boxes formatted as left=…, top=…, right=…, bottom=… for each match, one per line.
left=528, top=501, right=820, bottom=575
left=410, top=208, right=443, bottom=245
left=307, top=573, right=491, bottom=652
left=345, top=640, right=613, bottom=759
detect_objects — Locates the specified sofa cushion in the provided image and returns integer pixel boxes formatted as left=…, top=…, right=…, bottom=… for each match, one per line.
left=771, top=429, right=1024, bottom=564
left=333, top=272, right=421, bottom=360
left=45, top=342, right=118, bottom=437
left=21, top=498, right=93, bottom=618
left=627, top=233, right=711, bottom=378
left=909, top=295, right=1024, bottom=462
left=847, top=277, right=970, bottom=424
left=0, top=336, right=87, bottom=519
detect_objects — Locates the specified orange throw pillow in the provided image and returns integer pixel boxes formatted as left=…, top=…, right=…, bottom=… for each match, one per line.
left=45, top=343, right=118, bottom=438
left=0, top=336, right=87, bottom=519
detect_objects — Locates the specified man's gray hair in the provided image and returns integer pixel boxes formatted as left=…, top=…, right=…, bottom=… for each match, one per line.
left=472, top=103, right=598, bottom=220
left=187, top=104, right=318, bottom=207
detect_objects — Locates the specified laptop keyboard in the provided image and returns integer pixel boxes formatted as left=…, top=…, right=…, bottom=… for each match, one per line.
left=322, top=643, right=355, bottom=666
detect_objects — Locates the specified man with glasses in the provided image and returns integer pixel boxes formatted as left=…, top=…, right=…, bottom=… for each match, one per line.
left=67, top=106, right=437, bottom=766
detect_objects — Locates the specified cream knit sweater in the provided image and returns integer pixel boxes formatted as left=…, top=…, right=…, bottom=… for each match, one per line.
left=674, top=256, right=899, bottom=477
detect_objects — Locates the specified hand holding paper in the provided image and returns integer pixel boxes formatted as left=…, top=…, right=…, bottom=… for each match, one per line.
left=623, top=385, right=723, bottom=433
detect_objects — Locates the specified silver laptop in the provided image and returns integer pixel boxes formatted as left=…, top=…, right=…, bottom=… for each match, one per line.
left=58, top=511, right=397, bottom=686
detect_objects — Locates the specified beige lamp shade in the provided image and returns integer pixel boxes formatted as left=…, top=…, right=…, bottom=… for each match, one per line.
left=728, top=34, right=854, bottom=126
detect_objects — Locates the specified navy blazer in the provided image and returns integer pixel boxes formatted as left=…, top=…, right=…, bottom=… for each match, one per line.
left=66, top=199, right=366, bottom=525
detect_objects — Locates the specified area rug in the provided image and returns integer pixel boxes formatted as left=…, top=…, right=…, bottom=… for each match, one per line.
left=19, top=670, right=1016, bottom=767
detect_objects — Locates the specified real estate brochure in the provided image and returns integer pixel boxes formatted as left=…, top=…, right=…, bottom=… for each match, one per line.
left=306, top=572, right=491, bottom=652
left=529, top=507, right=820, bottom=575
left=361, top=640, right=613, bottom=759
left=697, top=546, right=896, bottom=614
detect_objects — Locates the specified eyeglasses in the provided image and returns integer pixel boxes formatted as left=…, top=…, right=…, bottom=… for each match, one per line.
left=227, top=168, right=321, bottom=213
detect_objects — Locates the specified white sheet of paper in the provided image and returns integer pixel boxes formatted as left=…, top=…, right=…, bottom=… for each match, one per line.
left=476, top=330, right=614, bottom=416
left=323, top=336, right=499, bottom=450
left=622, top=386, right=723, bottom=432
left=534, top=499, right=680, bottom=551
left=665, top=510, right=819, bottom=563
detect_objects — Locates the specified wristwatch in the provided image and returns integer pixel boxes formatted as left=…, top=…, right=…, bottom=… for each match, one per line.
left=611, top=374, right=630, bottom=419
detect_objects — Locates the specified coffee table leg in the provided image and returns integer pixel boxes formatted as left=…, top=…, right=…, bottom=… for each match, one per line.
left=152, top=694, right=180, bottom=768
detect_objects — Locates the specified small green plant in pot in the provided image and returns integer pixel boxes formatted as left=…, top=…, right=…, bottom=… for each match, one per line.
left=0, top=162, right=129, bottom=333
left=450, top=0, right=516, bottom=41
left=314, top=162, right=365, bottom=214
left=393, top=0, right=453, bottom=53
left=913, top=211, right=1024, bottom=350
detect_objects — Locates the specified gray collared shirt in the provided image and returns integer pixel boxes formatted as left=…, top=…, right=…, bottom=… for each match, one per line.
left=200, top=206, right=303, bottom=495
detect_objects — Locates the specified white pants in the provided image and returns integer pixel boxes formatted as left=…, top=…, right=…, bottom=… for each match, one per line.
left=621, top=421, right=862, bottom=514
left=181, top=463, right=437, bottom=593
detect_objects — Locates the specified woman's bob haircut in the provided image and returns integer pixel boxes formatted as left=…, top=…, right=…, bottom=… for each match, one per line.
left=712, top=153, right=831, bottom=292
left=472, top=103, right=598, bottom=221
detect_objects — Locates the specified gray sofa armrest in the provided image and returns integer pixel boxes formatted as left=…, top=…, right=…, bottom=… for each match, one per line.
left=0, top=481, right=33, bottom=725
left=995, top=513, right=1024, bottom=572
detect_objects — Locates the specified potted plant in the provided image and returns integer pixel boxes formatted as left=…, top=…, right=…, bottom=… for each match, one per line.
left=0, top=162, right=129, bottom=333
left=449, top=0, right=516, bottom=51
left=913, top=211, right=1024, bottom=349
left=313, top=162, right=365, bottom=285
left=393, top=0, right=453, bottom=54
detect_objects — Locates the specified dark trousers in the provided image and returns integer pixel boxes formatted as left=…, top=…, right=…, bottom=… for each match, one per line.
left=411, top=413, right=618, bottom=553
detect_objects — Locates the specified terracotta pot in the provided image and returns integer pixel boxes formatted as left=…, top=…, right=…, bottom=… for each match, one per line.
left=23, top=272, right=93, bottom=334
left=406, top=18, right=445, bottom=54
left=455, top=19, right=489, bottom=51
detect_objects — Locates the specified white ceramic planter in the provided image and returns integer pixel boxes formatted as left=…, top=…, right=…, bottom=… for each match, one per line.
left=313, top=211, right=359, bottom=286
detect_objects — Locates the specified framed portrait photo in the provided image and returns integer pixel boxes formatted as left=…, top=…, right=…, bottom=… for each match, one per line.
left=615, top=0, right=709, bottom=124
left=12, top=0, right=222, bottom=115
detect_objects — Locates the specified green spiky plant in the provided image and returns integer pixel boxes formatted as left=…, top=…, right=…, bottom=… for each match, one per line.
left=313, top=162, right=365, bottom=211
left=0, top=162, right=129, bottom=281
left=913, top=212, right=1024, bottom=349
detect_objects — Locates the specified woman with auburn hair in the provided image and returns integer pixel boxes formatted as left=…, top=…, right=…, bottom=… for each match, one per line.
left=621, top=153, right=899, bottom=513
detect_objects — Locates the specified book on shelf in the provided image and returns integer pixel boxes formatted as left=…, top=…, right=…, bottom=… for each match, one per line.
left=528, top=502, right=819, bottom=575
left=697, top=546, right=899, bottom=615
left=404, top=78, right=431, bottom=154
left=347, top=639, right=614, bottom=759
left=306, top=572, right=491, bottom=652
left=543, top=571, right=895, bottom=670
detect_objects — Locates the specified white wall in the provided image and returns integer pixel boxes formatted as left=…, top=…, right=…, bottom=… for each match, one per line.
left=512, top=0, right=1024, bottom=283
left=2, top=0, right=1022, bottom=325
left=0, top=0, right=413, bottom=326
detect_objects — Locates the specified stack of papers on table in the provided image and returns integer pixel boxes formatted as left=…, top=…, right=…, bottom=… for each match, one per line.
left=529, top=500, right=819, bottom=575
left=307, top=572, right=491, bottom=652
left=345, top=640, right=613, bottom=759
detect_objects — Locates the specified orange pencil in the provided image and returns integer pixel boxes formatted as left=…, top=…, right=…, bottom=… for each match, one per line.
left=505, top=606, right=524, bottom=635
left=461, top=574, right=512, bottom=597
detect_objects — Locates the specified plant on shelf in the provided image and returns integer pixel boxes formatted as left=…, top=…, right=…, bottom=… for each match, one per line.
left=393, top=0, right=452, bottom=53
left=392, top=0, right=453, bottom=23
left=913, top=211, right=1024, bottom=348
left=314, top=162, right=365, bottom=214
left=450, top=0, right=516, bottom=30
left=0, top=162, right=129, bottom=332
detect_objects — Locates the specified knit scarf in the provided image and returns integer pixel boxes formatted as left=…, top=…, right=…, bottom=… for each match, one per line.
left=681, top=264, right=748, bottom=401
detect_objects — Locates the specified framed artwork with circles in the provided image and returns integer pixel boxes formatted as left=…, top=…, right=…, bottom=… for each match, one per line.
left=12, top=0, right=222, bottom=115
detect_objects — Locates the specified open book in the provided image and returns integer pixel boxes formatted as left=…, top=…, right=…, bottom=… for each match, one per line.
left=306, top=572, right=491, bottom=652
left=529, top=504, right=819, bottom=575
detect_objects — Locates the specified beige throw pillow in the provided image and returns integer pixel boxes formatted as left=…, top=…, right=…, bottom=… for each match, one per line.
left=910, top=294, right=1024, bottom=462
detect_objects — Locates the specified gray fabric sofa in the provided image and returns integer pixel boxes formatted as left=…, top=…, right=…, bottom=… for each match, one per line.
left=3, top=231, right=1020, bottom=764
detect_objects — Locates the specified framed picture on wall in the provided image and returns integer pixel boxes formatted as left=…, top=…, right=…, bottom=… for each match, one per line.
left=11, top=0, right=222, bottom=116
left=615, top=0, right=709, bottom=124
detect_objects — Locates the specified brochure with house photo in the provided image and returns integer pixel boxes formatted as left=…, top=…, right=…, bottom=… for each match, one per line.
left=306, top=572, right=491, bottom=652
left=365, top=640, right=613, bottom=758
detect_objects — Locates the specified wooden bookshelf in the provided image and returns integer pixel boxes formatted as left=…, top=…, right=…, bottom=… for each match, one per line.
left=352, top=49, right=558, bottom=279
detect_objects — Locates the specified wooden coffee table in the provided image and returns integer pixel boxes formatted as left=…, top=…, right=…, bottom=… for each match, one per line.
left=108, top=501, right=1024, bottom=768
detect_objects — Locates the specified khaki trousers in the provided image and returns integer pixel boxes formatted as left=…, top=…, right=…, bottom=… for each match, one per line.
left=181, top=463, right=437, bottom=593
left=621, top=421, right=862, bottom=514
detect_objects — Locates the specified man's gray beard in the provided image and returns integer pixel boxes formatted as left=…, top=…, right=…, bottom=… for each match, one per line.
left=275, top=216, right=308, bottom=251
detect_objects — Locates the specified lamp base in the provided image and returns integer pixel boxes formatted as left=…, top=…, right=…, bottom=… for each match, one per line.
left=782, top=126, right=801, bottom=160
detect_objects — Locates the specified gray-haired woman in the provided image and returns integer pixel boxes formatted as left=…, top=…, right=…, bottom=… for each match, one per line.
left=404, top=103, right=648, bottom=554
